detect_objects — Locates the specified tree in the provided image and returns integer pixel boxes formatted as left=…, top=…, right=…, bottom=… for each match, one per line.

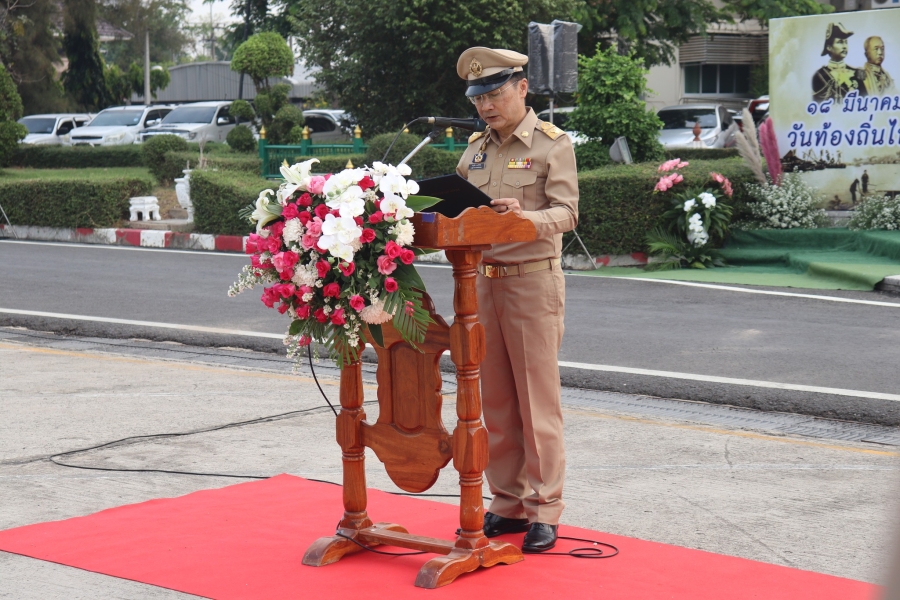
left=566, top=46, right=664, bottom=163
left=99, top=0, right=191, bottom=70
left=62, top=0, right=111, bottom=110
left=722, top=0, right=833, bottom=25
left=230, top=31, right=293, bottom=91
left=290, top=0, right=574, bottom=136
left=0, top=62, right=28, bottom=165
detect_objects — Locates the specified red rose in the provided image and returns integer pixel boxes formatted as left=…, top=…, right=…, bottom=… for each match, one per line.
left=314, top=203, right=330, bottom=220
left=297, top=193, right=313, bottom=207
left=324, top=173, right=332, bottom=180
left=282, top=203, right=300, bottom=221
left=323, top=282, right=341, bottom=297
left=358, top=175, right=375, bottom=191
left=297, top=211, right=311, bottom=225
left=359, top=228, right=376, bottom=244
left=296, top=304, right=311, bottom=319
left=316, top=259, right=331, bottom=279
left=261, top=287, right=279, bottom=308
left=331, top=307, right=346, bottom=326
left=339, top=262, right=355, bottom=276
left=277, top=302, right=289, bottom=314
left=245, top=233, right=260, bottom=254
left=268, top=220, right=285, bottom=238
left=298, top=335, right=312, bottom=346
left=384, top=240, right=402, bottom=259
left=296, top=285, right=314, bottom=298
left=400, top=248, right=415, bottom=265
left=384, top=277, right=399, bottom=293
left=314, top=308, right=329, bottom=323
left=354, top=216, right=364, bottom=226
left=274, top=283, right=296, bottom=298
left=368, top=210, right=384, bottom=224
left=349, top=294, right=365, bottom=311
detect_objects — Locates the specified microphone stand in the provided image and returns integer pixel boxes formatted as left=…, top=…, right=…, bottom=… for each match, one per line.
left=0, top=201, right=17, bottom=239
left=399, top=128, right=445, bottom=166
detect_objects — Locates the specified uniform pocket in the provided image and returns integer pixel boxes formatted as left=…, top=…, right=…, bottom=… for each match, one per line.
left=500, top=170, right=537, bottom=204
left=467, top=168, right=491, bottom=191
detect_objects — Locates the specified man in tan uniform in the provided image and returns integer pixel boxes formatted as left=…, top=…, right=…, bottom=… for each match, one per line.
left=454, top=47, right=578, bottom=552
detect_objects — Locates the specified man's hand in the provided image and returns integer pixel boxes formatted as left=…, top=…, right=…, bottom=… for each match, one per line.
left=490, top=197, right=522, bottom=216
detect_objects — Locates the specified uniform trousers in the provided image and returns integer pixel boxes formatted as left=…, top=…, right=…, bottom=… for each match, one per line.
left=477, top=263, right=566, bottom=525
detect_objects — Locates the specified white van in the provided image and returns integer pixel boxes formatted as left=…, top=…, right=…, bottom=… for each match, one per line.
left=19, top=114, right=92, bottom=145
left=140, top=101, right=236, bottom=143
left=70, top=105, right=174, bottom=146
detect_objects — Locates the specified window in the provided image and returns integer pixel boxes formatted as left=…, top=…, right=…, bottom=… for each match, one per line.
left=56, top=120, right=74, bottom=135
left=684, top=64, right=750, bottom=95
left=215, top=106, right=235, bottom=126
left=657, top=108, right=718, bottom=130
left=305, top=116, right=336, bottom=133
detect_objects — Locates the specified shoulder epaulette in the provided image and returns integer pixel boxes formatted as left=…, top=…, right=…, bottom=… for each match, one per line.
left=537, top=119, right=564, bottom=140
left=468, top=130, right=486, bottom=144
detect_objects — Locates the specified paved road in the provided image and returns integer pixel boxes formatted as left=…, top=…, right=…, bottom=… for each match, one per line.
left=0, top=331, right=897, bottom=597
left=3, top=240, right=900, bottom=423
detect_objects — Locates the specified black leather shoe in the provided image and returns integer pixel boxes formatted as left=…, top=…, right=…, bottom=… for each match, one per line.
left=522, top=523, right=558, bottom=552
left=482, top=511, right=530, bottom=538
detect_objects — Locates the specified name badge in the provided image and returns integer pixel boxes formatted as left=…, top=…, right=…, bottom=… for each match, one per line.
left=469, top=152, right=487, bottom=170
left=507, top=158, right=532, bottom=169
left=469, top=163, right=485, bottom=170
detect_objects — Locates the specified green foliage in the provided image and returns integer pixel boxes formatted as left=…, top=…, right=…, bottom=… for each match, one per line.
left=226, top=125, right=258, bottom=153
left=567, top=46, right=665, bottom=164
left=849, top=195, right=900, bottom=231
left=99, top=0, right=191, bottom=69
left=190, top=170, right=278, bottom=235
left=291, top=0, right=574, bottom=135
left=0, top=63, right=26, bottom=166
left=571, top=158, right=756, bottom=255
left=664, top=148, right=739, bottom=160
left=574, top=140, right=610, bottom=171
left=142, top=134, right=189, bottom=182
left=230, top=99, right=256, bottom=122
left=231, top=32, right=293, bottom=91
left=107, top=62, right=171, bottom=104
left=364, top=133, right=463, bottom=179
left=62, top=0, right=111, bottom=111
left=644, top=227, right=725, bottom=270
left=722, top=0, right=832, bottom=25
left=154, top=151, right=261, bottom=183
left=0, top=174, right=153, bottom=228
left=750, top=61, right=769, bottom=98
left=269, top=103, right=304, bottom=144
left=10, top=145, right=146, bottom=168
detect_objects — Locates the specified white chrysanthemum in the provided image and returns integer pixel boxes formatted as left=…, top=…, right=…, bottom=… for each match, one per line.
left=250, top=189, right=278, bottom=232
left=683, top=199, right=696, bottom=212
left=360, top=297, right=394, bottom=324
left=390, top=221, right=415, bottom=247
left=699, top=192, right=716, bottom=208
left=282, top=218, right=304, bottom=243
left=291, top=262, right=318, bottom=287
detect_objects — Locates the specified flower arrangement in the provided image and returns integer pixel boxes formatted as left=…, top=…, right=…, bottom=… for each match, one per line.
left=849, top=194, right=900, bottom=230
left=737, top=173, right=827, bottom=230
left=645, top=159, right=734, bottom=270
left=229, top=158, right=438, bottom=367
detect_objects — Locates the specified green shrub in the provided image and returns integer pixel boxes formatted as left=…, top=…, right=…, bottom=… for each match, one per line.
left=663, top=148, right=740, bottom=160
left=571, top=158, right=756, bottom=255
left=0, top=175, right=153, bottom=228
left=143, top=134, right=189, bottom=182
left=156, top=151, right=261, bottom=183
left=10, top=144, right=146, bottom=168
left=0, top=63, right=26, bottom=166
left=191, top=170, right=278, bottom=235
left=226, top=125, right=257, bottom=153
left=364, top=133, right=463, bottom=178
left=574, top=140, right=610, bottom=171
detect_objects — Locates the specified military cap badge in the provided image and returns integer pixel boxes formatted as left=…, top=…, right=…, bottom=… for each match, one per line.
left=469, top=59, right=483, bottom=78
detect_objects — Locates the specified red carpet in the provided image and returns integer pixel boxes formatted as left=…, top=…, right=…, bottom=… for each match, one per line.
left=0, top=475, right=877, bottom=599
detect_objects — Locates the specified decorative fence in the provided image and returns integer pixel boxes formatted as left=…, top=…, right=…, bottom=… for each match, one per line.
left=258, top=125, right=463, bottom=178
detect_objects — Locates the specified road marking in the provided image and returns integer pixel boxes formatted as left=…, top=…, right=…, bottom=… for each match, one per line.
left=559, top=360, right=900, bottom=402
left=0, top=240, right=243, bottom=257
left=5, top=308, right=899, bottom=402
left=565, top=274, right=900, bottom=308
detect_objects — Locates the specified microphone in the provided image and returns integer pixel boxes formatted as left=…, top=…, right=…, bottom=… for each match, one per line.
left=418, top=117, right=487, bottom=131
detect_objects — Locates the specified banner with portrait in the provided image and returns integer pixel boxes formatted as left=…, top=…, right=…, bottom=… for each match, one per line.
left=770, top=11, right=900, bottom=209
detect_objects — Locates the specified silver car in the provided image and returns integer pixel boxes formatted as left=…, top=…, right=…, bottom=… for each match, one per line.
left=69, top=105, right=173, bottom=146
left=140, top=101, right=236, bottom=143
left=302, top=109, right=353, bottom=142
left=656, top=104, right=738, bottom=149
left=19, top=114, right=92, bottom=145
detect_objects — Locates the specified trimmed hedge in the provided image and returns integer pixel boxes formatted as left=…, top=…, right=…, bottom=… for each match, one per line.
left=364, top=133, right=463, bottom=178
left=570, top=158, right=756, bottom=255
left=663, top=147, right=739, bottom=160
left=191, top=170, right=278, bottom=235
left=0, top=175, right=154, bottom=228
left=156, top=151, right=262, bottom=184
left=10, top=145, right=146, bottom=168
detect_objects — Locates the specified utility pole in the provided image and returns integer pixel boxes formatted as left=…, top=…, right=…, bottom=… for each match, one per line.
left=144, top=30, right=151, bottom=105
left=237, top=0, right=251, bottom=99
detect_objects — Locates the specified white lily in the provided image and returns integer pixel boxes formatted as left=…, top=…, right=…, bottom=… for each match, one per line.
left=250, top=189, right=279, bottom=232
left=318, top=214, right=363, bottom=260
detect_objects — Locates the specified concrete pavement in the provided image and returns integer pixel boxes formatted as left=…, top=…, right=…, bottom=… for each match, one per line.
left=1, top=328, right=899, bottom=597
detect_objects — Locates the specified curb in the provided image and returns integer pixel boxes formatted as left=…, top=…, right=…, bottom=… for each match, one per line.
left=0, top=224, right=649, bottom=268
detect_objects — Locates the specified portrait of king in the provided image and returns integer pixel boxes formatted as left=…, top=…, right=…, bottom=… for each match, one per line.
left=812, top=22, right=860, bottom=104
left=857, top=36, right=893, bottom=96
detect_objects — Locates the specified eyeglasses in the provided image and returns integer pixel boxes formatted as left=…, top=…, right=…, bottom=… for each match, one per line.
left=468, top=82, right=516, bottom=106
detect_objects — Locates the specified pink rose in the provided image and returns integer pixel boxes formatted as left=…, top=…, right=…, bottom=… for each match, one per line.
left=307, top=176, right=326, bottom=195
left=245, top=233, right=261, bottom=254
left=297, top=193, right=313, bottom=207
left=368, top=211, right=384, bottom=224
left=399, top=248, right=415, bottom=265
left=272, top=251, right=299, bottom=274
left=277, top=302, right=289, bottom=314
left=359, top=228, right=376, bottom=244
left=384, top=240, right=402, bottom=259
left=274, top=283, right=295, bottom=298
left=282, top=203, right=300, bottom=221
left=261, top=287, right=279, bottom=308
left=314, top=203, right=330, bottom=220
left=301, top=233, right=318, bottom=250
left=296, top=285, right=314, bottom=298
left=306, top=217, right=323, bottom=236
left=297, top=335, right=312, bottom=346
left=268, top=220, right=285, bottom=238
left=297, top=211, right=311, bottom=225
left=339, top=262, right=355, bottom=276
left=296, top=304, right=311, bottom=320
left=377, top=255, right=397, bottom=275
left=330, top=307, right=346, bottom=326
left=349, top=294, right=365, bottom=312
left=384, top=277, right=398, bottom=293
left=264, top=234, right=281, bottom=254
left=316, top=259, right=331, bottom=279
left=323, top=282, right=341, bottom=297
left=314, top=308, right=329, bottom=323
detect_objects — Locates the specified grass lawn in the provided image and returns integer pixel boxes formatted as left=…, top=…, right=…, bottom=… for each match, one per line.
left=0, top=167, right=155, bottom=181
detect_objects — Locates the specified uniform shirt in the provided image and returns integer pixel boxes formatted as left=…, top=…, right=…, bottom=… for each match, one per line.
left=455, top=107, right=578, bottom=264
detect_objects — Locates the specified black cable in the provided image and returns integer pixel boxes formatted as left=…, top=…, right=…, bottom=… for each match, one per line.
left=308, top=344, right=338, bottom=417
left=334, top=521, right=427, bottom=557
left=541, top=535, right=619, bottom=559
left=381, top=119, right=421, bottom=163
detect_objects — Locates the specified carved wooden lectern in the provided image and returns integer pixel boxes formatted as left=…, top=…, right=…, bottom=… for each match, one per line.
left=302, top=206, right=538, bottom=588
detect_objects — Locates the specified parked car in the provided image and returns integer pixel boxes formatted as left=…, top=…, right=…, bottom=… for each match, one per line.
left=18, top=114, right=92, bottom=145
left=748, top=95, right=769, bottom=125
left=656, top=104, right=738, bottom=149
left=69, top=105, right=173, bottom=146
left=140, top=101, right=236, bottom=143
left=302, top=109, right=353, bottom=142
left=535, top=106, right=588, bottom=145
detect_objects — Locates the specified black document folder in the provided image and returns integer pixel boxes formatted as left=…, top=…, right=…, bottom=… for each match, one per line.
left=415, top=174, right=493, bottom=218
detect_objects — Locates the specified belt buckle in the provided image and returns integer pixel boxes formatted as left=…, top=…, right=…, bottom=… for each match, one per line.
left=483, top=264, right=499, bottom=278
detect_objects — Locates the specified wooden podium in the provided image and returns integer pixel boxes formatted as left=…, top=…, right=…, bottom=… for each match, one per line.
left=302, top=206, right=538, bottom=588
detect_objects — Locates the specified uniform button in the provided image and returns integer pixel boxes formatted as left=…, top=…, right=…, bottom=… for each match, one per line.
left=492, top=181, right=497, bottom=186
left=515, top=181, right=520, bottom=186
left=498, top=154, right=502, bottom=158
